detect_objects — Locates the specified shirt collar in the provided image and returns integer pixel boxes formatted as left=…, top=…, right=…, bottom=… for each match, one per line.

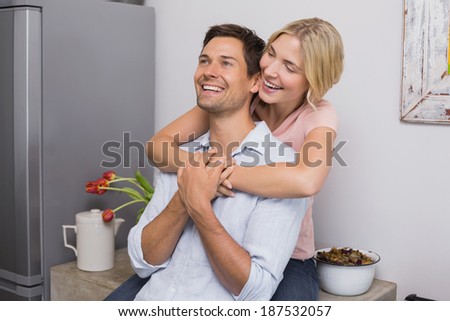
left=231, top=121, right=269, bottom=157
left=194, top=121, right=270, bottom=157
left=194, top=131, right=212, bottom=152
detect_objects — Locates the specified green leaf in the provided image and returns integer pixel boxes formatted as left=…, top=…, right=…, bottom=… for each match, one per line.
left=120, top=187, right=144, bottom=201
left=136, top=207, right=145, bottom=224
left=135, top=170, right=154, bottom=194
left=143, top=192, right=153, bottom=203
left=143, top=190, right=153, bottom=200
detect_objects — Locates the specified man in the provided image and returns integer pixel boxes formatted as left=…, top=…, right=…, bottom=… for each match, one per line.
left=128, top=24, right=308, bottom=300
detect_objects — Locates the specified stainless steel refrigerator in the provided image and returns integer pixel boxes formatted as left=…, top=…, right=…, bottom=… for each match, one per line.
left=0, top=0, right=155, bottom=300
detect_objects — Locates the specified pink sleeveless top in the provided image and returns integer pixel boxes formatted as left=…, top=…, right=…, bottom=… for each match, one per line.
left=251, top=97, right=339, bottom=260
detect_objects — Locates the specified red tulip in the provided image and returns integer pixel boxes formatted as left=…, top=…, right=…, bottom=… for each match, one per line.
left=85, top=178, right=109, bottom=195
left=102, top=171, right=116, bottom=181
left=102, top=209, right=115, bottom=222
left=85, top=180, right=99, bottom=194
left=96, top=178, right=109, bottom=195
left=83, top=170, right=153, bottom=224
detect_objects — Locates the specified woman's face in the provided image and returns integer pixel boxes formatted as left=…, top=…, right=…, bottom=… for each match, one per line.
left=259, top=34, right=308, bottom=109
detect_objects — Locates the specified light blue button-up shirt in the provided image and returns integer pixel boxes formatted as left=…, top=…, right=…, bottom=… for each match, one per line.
left=128, top=122, right=308, bottom=300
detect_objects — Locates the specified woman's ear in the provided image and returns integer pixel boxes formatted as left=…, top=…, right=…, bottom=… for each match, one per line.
left=249, top=73, right=261, bottom=94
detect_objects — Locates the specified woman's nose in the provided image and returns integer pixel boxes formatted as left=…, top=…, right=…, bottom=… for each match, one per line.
left=263, top=61, right=279, bottom=78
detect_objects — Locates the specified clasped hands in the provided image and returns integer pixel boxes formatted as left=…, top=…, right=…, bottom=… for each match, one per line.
left=176, top=148, right=235, bottom=218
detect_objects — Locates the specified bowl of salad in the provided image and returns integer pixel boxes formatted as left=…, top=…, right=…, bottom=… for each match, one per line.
left=314, top=247, right=381, bottom=296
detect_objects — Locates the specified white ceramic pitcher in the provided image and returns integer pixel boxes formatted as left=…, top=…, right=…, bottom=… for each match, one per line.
left=63, top=209, right=125, bottom=271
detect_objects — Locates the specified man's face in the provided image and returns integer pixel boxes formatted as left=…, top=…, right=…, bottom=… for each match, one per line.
left=194, top=37, right=258, bottom=115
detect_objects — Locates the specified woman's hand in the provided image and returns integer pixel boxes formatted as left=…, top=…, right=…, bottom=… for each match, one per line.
left=216, top=166, right=235, bottom=198
left=207, top=154, right=235, bottom=198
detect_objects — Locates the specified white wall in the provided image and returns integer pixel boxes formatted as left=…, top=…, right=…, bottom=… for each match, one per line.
left=145, top=0, right=450, bottom=300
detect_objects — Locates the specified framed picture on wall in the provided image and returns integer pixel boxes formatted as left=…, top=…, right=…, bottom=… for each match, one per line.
left=401, top=0, right=450, bottom=124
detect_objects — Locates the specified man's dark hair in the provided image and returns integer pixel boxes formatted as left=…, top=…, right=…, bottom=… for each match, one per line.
left=203, top=24, right=266, bottom=77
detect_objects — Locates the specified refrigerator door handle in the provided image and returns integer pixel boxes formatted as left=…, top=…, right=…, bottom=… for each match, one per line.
left=0, top=277, right=42, bottom=299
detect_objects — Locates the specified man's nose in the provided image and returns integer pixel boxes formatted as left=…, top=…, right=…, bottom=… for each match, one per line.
left=204, top=62, right=219, bottom=78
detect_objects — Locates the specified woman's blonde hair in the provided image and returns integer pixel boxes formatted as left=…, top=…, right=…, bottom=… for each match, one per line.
left=267, top=17, right=344, bottom=109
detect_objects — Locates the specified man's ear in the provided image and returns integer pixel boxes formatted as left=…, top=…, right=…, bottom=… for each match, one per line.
left=249, top=73, right=261, bottom=94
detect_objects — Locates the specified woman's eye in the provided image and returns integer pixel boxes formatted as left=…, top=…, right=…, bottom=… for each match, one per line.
left=285, top=63, right=299, bottom=73
left=286, top=65, right=295, bottom=73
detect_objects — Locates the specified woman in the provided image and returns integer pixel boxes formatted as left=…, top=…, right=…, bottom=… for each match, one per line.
left=148, top=17, right=344, bottom=300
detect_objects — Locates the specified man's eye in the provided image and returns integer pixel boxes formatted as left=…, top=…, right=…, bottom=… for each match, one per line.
left=199, top=59, right=209, bottom=65
left=222, top=61, right=232, bottom=67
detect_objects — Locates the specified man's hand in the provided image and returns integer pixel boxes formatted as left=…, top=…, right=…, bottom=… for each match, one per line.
left=199, top=148, right=235, bottom=198
left=177, top=151, right=250, bottom=295
left=177, top=151, right=225, bottom=216
left=211, top=156, right=235, bottom=198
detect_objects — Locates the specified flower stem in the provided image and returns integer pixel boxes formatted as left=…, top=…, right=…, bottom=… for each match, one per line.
left=100, top=186, right=144, bottom=200
left=110, top=177, right=146, bottom=192
left=110, top=177, right=135, bottom=183
left=114, top=199, right=146, bottom=212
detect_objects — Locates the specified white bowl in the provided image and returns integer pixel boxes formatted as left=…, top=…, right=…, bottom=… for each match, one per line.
left=314, top=247, right=381, bottom=296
